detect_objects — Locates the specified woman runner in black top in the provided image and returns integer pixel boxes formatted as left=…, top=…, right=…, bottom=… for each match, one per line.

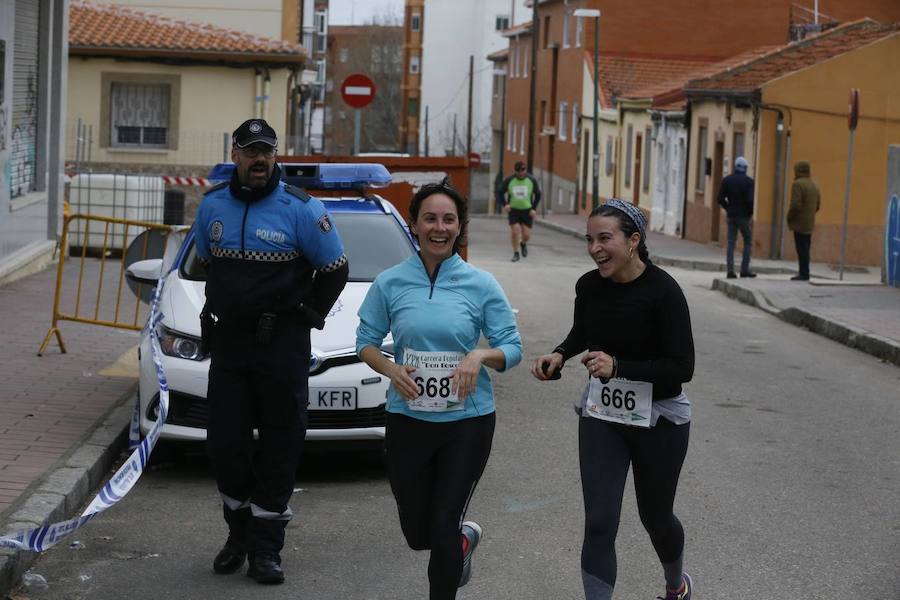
left=531, top=199, right=695, bottom=600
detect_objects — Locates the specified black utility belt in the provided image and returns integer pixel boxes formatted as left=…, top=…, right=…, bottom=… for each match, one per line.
left=217, top=311, right=301, bottom=342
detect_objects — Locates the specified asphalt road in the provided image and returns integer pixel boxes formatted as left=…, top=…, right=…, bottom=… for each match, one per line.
left=15, top=216, right=900, bottom=600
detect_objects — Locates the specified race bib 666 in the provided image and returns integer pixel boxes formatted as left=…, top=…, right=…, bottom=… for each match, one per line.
left=586, top=377, right=653, bottom=427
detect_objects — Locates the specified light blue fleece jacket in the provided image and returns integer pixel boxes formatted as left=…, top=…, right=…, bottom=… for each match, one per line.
left=356, top=253, right=522, bottom=422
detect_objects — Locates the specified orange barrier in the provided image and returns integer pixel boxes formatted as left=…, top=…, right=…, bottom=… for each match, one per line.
left=38, top=214, right=176, bottom=356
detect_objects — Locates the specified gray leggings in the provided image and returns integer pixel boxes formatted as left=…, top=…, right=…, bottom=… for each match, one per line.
left=579, top=416, right=690, bottom=593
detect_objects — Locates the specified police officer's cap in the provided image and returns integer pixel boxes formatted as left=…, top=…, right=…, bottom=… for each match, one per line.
left=233, top=119, right=278, bottom=148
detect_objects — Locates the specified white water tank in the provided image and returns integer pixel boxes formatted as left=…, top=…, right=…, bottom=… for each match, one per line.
left=67, top=173, right=165, bottom=251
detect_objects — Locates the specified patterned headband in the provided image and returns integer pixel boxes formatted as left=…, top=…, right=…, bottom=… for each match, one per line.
left=603, top=198, right=647, bottom=241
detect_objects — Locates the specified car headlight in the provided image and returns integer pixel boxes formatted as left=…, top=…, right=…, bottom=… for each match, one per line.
left=155, top=323, right=207, bottom=361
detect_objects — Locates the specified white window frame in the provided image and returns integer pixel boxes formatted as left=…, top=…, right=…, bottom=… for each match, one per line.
left=411, top=13, right=421, bottom=32
left=558, top=102, right=568, bottom=141
left=511, top=43, right=518, bottom=78
left=109, top=82, right=171, bottom=150
left=522, top=45, right=528, bottom=78
left=571, top=103, right=579, bottom=142
left=409, top=55, right=420, bottom=74
left=495, top=14, right=510, bottom=31
left=520, top=125, right=526, bottom=155
left=576, top=15, right=583, bottom=47
left=508, top=121, right=515, bottom=151
left=562, top=13, right=570, bottom=48
left=314, top=10, right=328, bottom=53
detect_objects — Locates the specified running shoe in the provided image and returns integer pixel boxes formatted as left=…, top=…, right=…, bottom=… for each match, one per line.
left=658, top=572, right=692, bottom=600
left=521, top=242, right=528, bottom=257
left=511, top=251, right=520, bottom=262
left=458, top=521, right=483, bottom=587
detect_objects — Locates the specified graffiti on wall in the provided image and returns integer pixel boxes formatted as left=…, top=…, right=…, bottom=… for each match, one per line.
left=9, top=68, right=36, bottom=199
left=887, top=194, right=899, bottom=288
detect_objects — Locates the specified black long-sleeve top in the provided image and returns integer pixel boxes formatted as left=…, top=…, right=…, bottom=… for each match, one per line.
left=553, top=263, right=694, bottom=401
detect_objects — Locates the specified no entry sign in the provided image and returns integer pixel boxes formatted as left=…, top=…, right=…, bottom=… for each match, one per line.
left=341, top=73, right=376, bottom=109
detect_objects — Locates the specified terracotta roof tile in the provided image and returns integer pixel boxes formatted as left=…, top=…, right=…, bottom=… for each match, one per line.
left=487, top=48, right=509, bottom=61
left=502, top=21, right=532, bottom=38
left=686, top=19, right=900, bottom=94
left=584, top=52, right=710, bottom=109
left=69, top=0, right=305, bottom=61
left=622, top=47, right=780, bottom=109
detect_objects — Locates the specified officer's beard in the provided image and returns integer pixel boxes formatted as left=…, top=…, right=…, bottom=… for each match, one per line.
left=230, top=164, right=281, bottom=203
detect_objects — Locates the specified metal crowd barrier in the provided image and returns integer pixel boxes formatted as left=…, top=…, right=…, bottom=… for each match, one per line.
left=38, top=213, right=176, bottom=356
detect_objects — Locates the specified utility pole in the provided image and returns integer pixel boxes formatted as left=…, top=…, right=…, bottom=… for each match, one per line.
left=526, top=0, right=539, bottom=172
left=424, top=105, right=430, bottom=157
left=452, top=113, right=458, bottom=156
left=466, top=55, right=474, bottom=158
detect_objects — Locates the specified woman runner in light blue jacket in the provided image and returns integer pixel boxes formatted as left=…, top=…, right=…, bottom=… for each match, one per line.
left=356, top=179, right=522, bottom=600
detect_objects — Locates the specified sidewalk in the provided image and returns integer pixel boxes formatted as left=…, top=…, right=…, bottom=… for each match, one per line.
left=536, top=212, right=900, bottom=367
left=0, top=261, right=139, bottom=595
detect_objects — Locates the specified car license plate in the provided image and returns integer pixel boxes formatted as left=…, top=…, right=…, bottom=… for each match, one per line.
left=309, top=387, right=357, bottom=410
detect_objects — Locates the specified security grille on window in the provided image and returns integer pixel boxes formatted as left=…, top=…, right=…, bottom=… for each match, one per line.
left=314, top=10, right=327, bottom=53
left=110, top=82, right=170, bottom=148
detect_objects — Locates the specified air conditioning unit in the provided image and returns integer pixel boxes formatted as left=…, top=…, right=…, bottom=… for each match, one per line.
left=540, top=126, right=556, bottom=136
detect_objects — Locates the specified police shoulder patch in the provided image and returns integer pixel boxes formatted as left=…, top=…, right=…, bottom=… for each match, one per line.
left=284, top=184, right=310, bottom=203
left=316, top=213, right=333, bottom=233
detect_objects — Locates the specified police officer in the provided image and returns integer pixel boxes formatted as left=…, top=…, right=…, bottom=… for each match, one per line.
left=192, top=119, right=348, bottom=584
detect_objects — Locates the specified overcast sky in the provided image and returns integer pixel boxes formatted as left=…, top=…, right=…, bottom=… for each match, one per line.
left=329, top=0, right=404, bottom=25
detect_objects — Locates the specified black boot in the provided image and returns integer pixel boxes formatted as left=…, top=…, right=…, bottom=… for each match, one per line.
left=213, top=504, right=249, bottom=574
left=247, top=552, right=285, bottom=584
left=213, top=541, right=247, bottom=574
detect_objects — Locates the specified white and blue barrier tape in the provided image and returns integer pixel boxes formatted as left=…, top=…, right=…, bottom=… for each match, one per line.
left=0, top=273, right=171, bottom=552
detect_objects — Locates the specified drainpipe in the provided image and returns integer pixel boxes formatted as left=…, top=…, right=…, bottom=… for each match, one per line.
left=262, top=69, right=272, bottom=121
left=680, top=103, right=692, bottom=239
left=758, top=103, right=793, bottom=259
left=254, top=69, right=262, bottom=118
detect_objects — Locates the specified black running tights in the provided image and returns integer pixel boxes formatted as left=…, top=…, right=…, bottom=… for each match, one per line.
left=385, top=412, right=495, bottom=600
left=579, top=416, right=690, bottom=589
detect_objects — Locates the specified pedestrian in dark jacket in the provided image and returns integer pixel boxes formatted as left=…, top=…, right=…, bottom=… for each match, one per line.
left=717, top=156, right=756, bottom=278
left=787, top=161, right=820, bottom=281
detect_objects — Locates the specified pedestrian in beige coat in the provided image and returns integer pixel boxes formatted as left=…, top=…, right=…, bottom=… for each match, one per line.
left=787, top=161, right=820, bottom=280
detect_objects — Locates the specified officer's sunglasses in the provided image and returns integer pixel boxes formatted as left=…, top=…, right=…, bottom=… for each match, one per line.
left=239, top=145, right=276, bottom=158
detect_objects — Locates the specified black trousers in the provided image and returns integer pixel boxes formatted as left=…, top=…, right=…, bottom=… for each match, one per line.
left=579, top=416, right=690, bottom=590
left=385, top=412, right=495, bottom=600
left=206, top=315, right=309, bottom=555
left=793, top=231, right=812, bottom=277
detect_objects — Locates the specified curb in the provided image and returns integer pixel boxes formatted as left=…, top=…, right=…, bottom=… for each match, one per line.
left=711, top=279, right=900, bottom=367
left=533, top=219, right=796, bottom=275
left=0, top=391, right=135, bottom=598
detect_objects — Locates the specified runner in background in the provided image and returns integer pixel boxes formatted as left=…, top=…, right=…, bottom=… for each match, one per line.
left=531, top=199, right=695, bottom=600
left=356, top=179, right=522, bottom=600
left=497, top=161, right=541, bottom=262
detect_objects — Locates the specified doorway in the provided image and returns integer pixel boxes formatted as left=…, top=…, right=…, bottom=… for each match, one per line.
left=711, top=140, right=724, bottom=242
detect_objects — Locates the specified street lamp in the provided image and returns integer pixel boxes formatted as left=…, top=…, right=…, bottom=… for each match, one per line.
left=574, top=8, right=601, bottom=209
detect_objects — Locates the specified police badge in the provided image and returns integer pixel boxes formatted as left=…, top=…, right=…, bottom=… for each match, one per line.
left=210, top=220, right=224, bottom=242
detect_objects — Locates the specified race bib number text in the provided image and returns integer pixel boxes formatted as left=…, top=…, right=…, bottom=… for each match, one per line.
left=404, top=349, right=466, bottom=412
left=585, top=377, right=653, bottom=427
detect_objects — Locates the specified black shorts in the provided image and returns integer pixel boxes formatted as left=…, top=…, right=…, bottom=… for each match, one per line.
left=507, top=208, right=534, bottom=227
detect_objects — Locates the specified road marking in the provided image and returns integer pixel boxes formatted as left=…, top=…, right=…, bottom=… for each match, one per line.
left=98, top=345, right=139, bottom=378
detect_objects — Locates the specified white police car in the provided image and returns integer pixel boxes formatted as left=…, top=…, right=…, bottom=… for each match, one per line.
left=126, top=164, right=415, bottom=447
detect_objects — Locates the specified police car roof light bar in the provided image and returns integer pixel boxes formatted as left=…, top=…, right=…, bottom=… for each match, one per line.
left=207, top=162, right=393, bottom=191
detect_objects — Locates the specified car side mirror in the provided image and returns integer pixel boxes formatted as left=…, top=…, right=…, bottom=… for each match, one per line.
left=126, top=259, right=163, bottom=298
